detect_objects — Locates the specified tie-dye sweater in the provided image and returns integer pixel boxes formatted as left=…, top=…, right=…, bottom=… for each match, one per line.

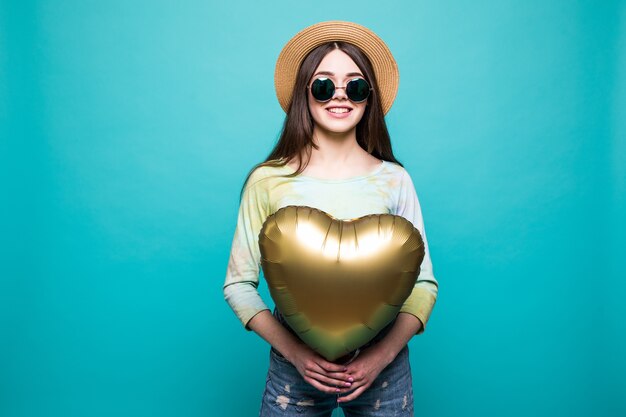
left=223, top=160, right=438, bottom=335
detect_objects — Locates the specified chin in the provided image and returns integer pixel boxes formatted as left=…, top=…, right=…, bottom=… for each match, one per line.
left=314, top=116, right=362, bottom=134
left=318, top=123, right=358, bottom=135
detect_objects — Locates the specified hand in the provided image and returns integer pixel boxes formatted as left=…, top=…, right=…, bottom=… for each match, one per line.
left=336, top=345, right=394, bottom=403
left=284, top=344, right=355, bottom=394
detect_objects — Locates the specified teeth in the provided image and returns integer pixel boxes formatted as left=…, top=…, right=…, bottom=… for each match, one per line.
left=327, top=108, right=350, bottom=114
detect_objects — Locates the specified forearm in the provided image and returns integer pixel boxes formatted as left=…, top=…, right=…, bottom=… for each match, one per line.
left=399, top=285, right=437, bottom=334
left=371, top=312, right=423, bottom=364
left=246, top=310, right=305, bottom=362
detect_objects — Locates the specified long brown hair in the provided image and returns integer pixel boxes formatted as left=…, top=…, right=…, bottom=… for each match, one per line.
left=242, top=41, right=401, bottom=193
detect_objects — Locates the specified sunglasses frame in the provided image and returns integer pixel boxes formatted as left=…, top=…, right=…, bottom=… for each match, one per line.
left=307, top=77, right=373, bottom=103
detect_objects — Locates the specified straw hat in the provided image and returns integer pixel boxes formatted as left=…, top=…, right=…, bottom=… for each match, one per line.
left=274, top=21, right=399, bottom=115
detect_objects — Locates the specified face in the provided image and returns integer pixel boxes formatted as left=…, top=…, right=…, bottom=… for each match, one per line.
left=307, top=49, right=368, bottom=136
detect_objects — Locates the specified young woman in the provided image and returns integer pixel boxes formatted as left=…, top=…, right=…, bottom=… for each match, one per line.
left=223, top=21, right=439, bottom=416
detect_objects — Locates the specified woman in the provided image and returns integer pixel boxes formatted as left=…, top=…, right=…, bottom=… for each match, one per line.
left=223, top=21, right=438, bottom=416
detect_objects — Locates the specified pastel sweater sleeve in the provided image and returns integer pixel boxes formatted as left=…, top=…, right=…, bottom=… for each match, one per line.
left=395, top=169, right=439, bottom=334
left=223, top=169, right=272, bottom=330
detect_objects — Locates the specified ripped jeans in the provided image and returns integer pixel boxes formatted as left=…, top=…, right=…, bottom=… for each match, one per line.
left=258, top=343, right=414, bottom=416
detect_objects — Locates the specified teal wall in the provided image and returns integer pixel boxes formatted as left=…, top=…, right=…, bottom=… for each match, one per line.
left=2, top=1, right=625, bottom=416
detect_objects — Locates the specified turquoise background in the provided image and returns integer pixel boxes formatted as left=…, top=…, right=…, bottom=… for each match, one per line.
left=2, top=1, right=625, bottom=416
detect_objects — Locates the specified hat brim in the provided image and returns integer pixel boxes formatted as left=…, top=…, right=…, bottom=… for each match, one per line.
left=274, top=21, right=399, bottom=115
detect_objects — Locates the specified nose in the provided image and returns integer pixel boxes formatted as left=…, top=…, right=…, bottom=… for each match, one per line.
left=333, top=84, right=348, bottom=100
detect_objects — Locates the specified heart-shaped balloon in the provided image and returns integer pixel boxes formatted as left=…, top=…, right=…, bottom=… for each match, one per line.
left=258, top=205, right=424, bottom=361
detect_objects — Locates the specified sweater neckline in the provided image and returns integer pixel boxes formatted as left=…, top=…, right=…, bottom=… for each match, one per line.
left=281, top=160, right=387, bottom=183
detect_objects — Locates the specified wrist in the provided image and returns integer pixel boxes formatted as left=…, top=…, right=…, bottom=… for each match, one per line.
left=281, top=340, right=305, bottom=363
left=371, top=341, right=398, bottom=366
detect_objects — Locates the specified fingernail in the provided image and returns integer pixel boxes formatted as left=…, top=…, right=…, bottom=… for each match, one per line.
left=344, top=382, right=351, bottom=386
left=335, top=388, right=341, bottom=393
left=348, top=377, right=354, bottom=382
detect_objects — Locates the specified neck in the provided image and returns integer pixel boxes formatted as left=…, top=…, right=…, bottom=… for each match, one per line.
left=305, top=126, right=363, bottom=167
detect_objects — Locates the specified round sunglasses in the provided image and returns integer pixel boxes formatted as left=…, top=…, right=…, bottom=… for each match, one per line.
left=307, top=77, right=372, bottom=103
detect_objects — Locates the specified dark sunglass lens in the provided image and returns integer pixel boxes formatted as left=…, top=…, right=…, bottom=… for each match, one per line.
left=346, top=79, right=371, bottom=102
left=311, top=78, right=334, bottom=101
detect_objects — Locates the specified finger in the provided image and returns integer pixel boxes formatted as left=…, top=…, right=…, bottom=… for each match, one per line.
left=317, top=360, right=349, bottom=373
left=343, top=368, right=365, bottom=382
left=338, top=385, right=368, bottom=403
left=308, top=367, right=354, bottom=386
left=344, top=365, right=364, bottom=379
left=309, top=363, right=354, bottom=383
left=303, top=376, right=342, bottom=395
left=335, top=377, right=366, bottom=394
left=305, top=370, right=354, bottom=388
left=327, top=371, right=356, bottom=383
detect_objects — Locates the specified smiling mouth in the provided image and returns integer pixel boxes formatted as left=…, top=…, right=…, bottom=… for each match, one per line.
left=326, top=107, right=352, bottom=114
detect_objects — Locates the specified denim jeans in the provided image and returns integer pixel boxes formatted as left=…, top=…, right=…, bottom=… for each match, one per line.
left=258, top=344, right=414, bottom=416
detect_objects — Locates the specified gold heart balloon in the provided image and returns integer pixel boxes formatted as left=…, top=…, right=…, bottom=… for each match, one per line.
left=259, top=205, right=424, bottom=361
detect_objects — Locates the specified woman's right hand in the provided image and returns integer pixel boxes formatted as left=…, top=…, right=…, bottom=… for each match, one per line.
left=246, top=311, right=354, bottom=393
left=283, top=344, right=354, bottom=394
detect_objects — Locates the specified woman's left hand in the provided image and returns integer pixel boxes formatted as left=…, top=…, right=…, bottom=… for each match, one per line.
left=336, top=344, right=394, bottom=403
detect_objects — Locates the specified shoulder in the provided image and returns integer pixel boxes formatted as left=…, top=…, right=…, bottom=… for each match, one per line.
left=378, top=162, right=420, bottom=205
left=381, top=160, right=407, bottom=175
left=379, top=161, right=413, bottom=183
left=244, top=161, right=290, bottom=191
